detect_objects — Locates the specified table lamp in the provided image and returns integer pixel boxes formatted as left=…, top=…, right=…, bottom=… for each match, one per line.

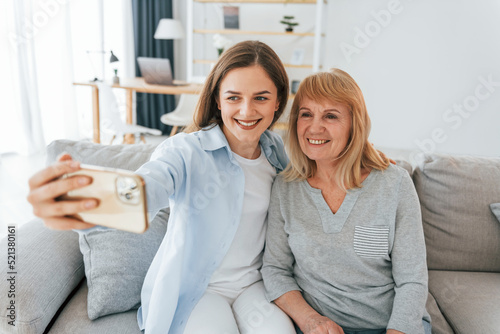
left=153, top=19, right=184, bottom=83
left=154, top=19, right=185, bottom=40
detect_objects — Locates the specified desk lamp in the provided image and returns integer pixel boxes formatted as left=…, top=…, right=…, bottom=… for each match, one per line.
left=109, top=50, right=120, bottom=84
left=86, top=50, right=120, bottom=82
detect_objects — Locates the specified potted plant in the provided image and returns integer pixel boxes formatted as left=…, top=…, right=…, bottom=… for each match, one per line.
left=213, top=33, right=232, bottom=56
left=280, top=15, right=299, bottom=32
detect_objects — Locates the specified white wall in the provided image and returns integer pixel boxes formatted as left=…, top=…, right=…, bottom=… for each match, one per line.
left=175, top=0, right=500, bottom=158
left=325, top=0, right=500, bottom=159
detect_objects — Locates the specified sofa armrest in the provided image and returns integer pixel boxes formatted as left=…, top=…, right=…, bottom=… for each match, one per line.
left=0, top=219, right=84, bottom=334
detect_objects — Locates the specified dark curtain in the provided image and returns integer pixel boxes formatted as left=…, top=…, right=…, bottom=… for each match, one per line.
left=132, top=0, right=175, bottom=134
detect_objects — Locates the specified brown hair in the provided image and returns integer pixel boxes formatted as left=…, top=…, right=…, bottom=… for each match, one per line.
left=283, top=68, right=389, bottom=190
left=185, top=40, right=289, bottom=132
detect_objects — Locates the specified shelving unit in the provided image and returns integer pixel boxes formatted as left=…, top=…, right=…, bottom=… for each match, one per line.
left=195, top=0, right=320, bottom=4
left=186, top=0, right=327, bottom=81
left=193, top=58, right=313, bottom=69
left=193, top=29, right=316, bottom=37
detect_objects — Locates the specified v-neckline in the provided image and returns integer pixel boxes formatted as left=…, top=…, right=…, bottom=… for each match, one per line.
left=302, top=170, right=377, bottom=233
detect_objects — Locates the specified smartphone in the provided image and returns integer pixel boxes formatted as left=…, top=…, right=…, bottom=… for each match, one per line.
left=60, top=164, right=149, bottom=234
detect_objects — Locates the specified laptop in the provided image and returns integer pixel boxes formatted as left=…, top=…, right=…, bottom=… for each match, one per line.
left=137, top=57, right=187, bottom=86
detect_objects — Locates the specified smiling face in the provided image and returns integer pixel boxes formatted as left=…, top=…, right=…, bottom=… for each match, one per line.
left=296, top=97, right=352, bottom=166
left=218, top=65, right=280, bottom=156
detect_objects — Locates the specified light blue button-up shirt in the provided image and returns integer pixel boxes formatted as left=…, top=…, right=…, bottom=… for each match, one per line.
left=135, top=124, right=288, bottom=334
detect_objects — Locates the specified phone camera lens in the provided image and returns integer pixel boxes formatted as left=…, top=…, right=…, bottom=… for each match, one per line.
left=116, top=176, right=140, bottom=205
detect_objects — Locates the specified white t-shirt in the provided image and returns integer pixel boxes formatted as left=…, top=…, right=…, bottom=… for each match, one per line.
left=208, top=148, right=276, bottom=295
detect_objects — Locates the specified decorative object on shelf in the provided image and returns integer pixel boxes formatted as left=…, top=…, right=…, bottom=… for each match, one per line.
left=290, top=48, right=305, bottom=65
left=213, top=34, right=232, bottom=56
left=223, top=6, right=239, bottom=29
left=280, top=15, right=299, bottom=32
left=86, top=50, right=120, bottom=82
left=291, top=80, right=300, bottom=94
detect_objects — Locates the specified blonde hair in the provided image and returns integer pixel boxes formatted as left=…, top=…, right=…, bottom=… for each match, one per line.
left=185, top=40, right=289, bottom=133
left=283, top=68, right=389, bottom=190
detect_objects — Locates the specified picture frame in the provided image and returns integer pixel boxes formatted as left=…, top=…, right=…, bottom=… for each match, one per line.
left=223, top=6, right=239, bottom=29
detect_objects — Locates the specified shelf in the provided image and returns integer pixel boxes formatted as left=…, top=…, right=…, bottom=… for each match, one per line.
left=194, top=59, right=313, bottom=69
left=284, top=63, right=313, bottom=69
left=194, top=0, right=323, bottom=4
left=187, top=0, right=327, bottom=80
left=194, top=29, right=314, bottom=37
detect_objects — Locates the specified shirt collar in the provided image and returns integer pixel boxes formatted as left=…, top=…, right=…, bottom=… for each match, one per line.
left=196, top=124, right=287, bottom=172
left=197, top=124, right=229, bottom=152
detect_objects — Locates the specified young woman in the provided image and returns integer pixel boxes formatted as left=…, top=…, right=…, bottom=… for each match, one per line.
left=261, top=69, right=431, bottom=334
left=27, top=41, right=296, bottom=334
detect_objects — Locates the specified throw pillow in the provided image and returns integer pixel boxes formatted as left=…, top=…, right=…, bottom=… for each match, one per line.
left=491, top=203, right=500, bottom=224
left=79, top=208, right=169, bottom=320
left=413, top=153, right=500, bottom=272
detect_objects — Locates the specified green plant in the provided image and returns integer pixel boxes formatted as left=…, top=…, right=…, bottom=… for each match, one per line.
left=280, top=15, right=299, bottom=32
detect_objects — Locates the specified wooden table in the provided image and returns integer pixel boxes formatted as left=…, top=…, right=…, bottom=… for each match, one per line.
left=73, top=78, right=203, bottom=143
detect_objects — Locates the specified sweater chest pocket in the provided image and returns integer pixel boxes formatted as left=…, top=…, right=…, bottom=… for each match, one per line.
left=353, top=225, right=389, bottom=259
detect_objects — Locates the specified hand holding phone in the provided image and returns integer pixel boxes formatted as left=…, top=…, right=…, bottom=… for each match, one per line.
left=60, top=165, right=149, bottom=233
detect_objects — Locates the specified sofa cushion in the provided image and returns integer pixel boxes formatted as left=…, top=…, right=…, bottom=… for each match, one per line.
left=425, top=292, right=454, bottom=334
left=491, top=203, right=500, bottom=224
left=413, top=153, right=500, bottom=272
left=79, top=208, right=169, bottom=319
left=48, top=280, right=142, bottom=334
left=428, top=270, right=500, bottom=334
left=0, top=220, right=83, bottom=334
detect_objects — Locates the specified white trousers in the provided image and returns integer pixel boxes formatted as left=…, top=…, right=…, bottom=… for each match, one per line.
left=183, top=280, right=296, bottom=334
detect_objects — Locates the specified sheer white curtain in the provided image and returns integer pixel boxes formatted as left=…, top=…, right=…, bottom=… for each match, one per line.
left=0, top=0, right=135, bottom=155
left=0, top=0, right=45, bottom=155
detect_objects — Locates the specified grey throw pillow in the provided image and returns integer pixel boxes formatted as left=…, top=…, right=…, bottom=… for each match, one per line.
left=0, top=220, right=83, bottom=334
left=413, top=153, right=500, bottom=272
left=79, top=208, right=169, bottom=320
left=491, top=203, right=500, bottom=224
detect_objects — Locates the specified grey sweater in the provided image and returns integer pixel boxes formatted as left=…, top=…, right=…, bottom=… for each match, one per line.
left=262, top=164, right=430, bottom=334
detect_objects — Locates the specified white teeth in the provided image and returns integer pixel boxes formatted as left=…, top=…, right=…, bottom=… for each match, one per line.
left=308, top=139, right=328, bottom=145
left=237, top=120, right=258, bottom=127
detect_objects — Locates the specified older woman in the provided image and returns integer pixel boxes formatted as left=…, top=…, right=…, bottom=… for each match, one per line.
left=262, top=69, right=431, bottom=334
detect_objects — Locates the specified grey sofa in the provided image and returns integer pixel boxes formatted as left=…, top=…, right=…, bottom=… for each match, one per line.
left=1, top=139, right=499, bottom=334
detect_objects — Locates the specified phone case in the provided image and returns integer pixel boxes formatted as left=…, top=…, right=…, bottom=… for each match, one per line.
left=60, top=165, right=149, bottom=234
